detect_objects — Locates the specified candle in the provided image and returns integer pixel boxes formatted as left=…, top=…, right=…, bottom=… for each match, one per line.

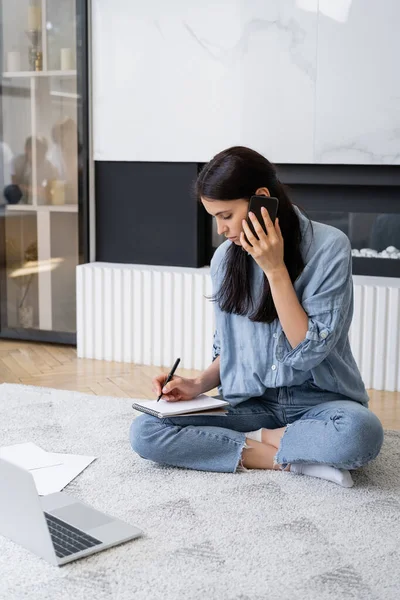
left=7, top=51, right=21, bottom=72
left=50, top=180, right=66, bottom=205
left=28, top=6, right=41, bottom=30
left=60, top=48, right=74, bottom=71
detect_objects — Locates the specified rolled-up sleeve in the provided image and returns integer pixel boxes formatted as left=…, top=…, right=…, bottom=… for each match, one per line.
left=212, top=329, right=221, bottom=362
left=276, top=235, right=353, bottom=371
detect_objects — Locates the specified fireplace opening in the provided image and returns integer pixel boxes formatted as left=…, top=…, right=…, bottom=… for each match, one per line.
left=207, top=165, right=400, bottom=278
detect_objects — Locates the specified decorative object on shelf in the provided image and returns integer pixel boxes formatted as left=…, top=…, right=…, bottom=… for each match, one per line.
left=6, top=239, right=38, bottom=329
left=7, top=51, right=21, bottom=72
left=3, top=184, right=23, bottom=205
left=26, top=3, right=42, bottom=71
left=49, top=180, right=66, bottom=205
left=60, top=48, right=74, bottom=71
left=25, top=28, right=42, bottom=71
left=352, top=246, right=400, bottom=260
left=25, top=28, right=43, bottom=71
left=18, top=290, right=34, bottom=327
left=28, top=4, right=41, bottom=29
left=34, top=51, right=43, bottom=72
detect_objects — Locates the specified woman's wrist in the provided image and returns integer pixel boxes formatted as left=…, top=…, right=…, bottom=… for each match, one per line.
left=193, top=376, right=205, bottom=394
left=264, top=263, right=288, bottom=282
left=194, top=375, right=211, bottom=395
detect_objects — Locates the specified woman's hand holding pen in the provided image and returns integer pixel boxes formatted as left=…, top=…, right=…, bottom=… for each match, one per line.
left=152, top=374, right=202, bottom=402
left=240, top=207, right=285, bottom=278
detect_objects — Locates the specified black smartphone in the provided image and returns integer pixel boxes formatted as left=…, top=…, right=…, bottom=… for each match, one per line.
left=244, top=195, right=279, bottom=244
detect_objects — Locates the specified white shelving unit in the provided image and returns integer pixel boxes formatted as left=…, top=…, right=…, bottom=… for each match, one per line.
left=4, top=202, right=79, bottom=331
left=2, top=0, right=79, bottom=333
left=3, top=70, right=76, bottom=78
left=6, top=204, right=78, bottom=212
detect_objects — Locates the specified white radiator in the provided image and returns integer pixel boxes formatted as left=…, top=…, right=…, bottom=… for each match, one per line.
left=349, top=276, right=400, bottom=392
left=76, top=263, right=215, bottom=371
left=77, top=264, right=400, bottom=392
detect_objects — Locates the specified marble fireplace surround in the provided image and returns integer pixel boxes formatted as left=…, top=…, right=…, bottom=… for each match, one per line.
left=92, top=0, right=400, bottom=275
left=92, top=0, right=400, bottom=165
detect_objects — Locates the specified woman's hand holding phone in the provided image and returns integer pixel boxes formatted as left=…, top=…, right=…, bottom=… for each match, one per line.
left=240, top=206, right=285, bottom=277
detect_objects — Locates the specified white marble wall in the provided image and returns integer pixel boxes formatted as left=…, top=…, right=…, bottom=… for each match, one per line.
left=314, top=0, right=400, bottom=164
left=92, top=0, right=400, bottom=165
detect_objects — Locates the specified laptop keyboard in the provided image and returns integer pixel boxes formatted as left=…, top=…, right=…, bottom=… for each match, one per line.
left=44, top=512, right=102, bottom=558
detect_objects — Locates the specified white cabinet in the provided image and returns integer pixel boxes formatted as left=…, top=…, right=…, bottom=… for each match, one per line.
left=1, top=1, right=84, bottom=336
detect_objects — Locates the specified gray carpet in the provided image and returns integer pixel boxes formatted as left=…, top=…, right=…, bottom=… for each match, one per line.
left=1, top=383, right=400, bottom=600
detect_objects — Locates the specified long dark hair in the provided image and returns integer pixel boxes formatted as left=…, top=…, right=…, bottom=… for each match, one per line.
left=195, top=146, right=307, bottom=323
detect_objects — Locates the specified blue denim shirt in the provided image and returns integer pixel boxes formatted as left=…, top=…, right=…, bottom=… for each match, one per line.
left=211, top=206, right=369, bottom=407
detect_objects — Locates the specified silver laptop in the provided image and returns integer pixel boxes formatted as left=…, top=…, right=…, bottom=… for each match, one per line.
left=0, top=457, right=143, bottom=566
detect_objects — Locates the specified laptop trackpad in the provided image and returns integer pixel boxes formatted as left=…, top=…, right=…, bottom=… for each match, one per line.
left=51, top=503, right=113, bottom=531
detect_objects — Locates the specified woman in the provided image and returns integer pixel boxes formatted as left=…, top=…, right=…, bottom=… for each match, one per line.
left=130, top=146, right=384, bottom=487
left=48, top=118, right=79, bottom=205
left=11, top=136, right=58, bottom=205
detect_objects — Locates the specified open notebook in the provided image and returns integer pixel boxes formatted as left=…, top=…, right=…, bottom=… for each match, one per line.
left=131, top=394, right=229, bottom=418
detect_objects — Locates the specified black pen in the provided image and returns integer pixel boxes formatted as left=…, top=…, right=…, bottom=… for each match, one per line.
left=157, top=357, right=181, bottom=401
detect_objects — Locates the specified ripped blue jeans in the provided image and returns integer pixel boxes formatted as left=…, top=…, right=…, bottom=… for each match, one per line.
left=129, top=382, right=384, bottom=473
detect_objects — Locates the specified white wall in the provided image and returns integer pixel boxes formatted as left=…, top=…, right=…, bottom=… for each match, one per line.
left=92, top=0, right=400, bottom=165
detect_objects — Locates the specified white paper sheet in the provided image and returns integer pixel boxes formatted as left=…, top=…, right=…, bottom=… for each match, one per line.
left=0, top=442, right=63, bottom=470
left=32, top=453, right=97, bottom=496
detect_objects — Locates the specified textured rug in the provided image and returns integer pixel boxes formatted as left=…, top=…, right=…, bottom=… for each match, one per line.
left=0, top=383, right=400, bottom=600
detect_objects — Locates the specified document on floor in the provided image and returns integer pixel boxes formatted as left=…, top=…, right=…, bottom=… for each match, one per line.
left=32, top=452, right=96, bottom=496
left=0, top=442, right=63, bottom=470
left=0, top=442, right=96, bottom=496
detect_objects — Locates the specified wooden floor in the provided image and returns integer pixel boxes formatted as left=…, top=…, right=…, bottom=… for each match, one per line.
left=0, top=339, right=399, bottom=430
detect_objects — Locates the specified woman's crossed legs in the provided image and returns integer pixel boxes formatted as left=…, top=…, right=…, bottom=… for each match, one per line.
left=130, top=398, right=383, bottom=487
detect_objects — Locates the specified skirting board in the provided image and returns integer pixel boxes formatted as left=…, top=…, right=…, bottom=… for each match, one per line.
left=77, top=264, right=400, bottom=392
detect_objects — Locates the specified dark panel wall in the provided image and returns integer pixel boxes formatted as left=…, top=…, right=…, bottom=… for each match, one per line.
left=95, top=161, right=211, bottom=268
left=95, top=161, right=400, bottom=275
